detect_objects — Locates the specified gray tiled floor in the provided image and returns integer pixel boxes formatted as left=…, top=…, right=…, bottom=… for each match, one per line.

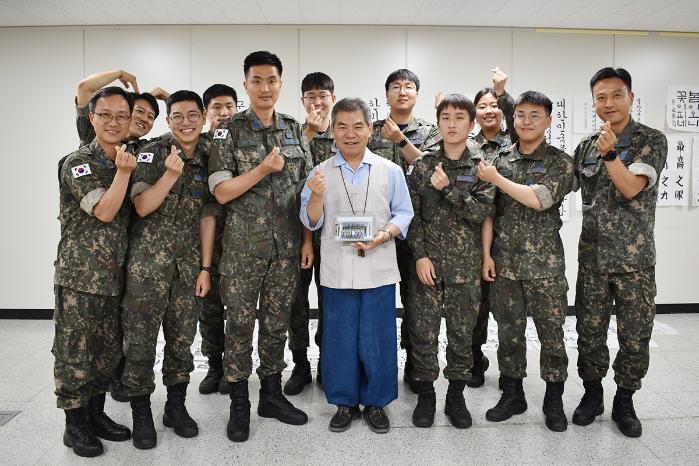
left=0, top=316, right=698, bottom=465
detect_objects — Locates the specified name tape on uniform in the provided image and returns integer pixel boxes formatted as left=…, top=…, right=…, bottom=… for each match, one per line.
left=71, top=163, right=92, bottom=178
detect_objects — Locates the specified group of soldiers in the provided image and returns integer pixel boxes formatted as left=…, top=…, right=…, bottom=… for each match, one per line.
left=53, top=49, right=666, bottom=458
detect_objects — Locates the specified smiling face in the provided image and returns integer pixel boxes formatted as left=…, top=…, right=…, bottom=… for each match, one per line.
left=385, top=78, right=418, bottom=113
left=513, top=103, right=551, bottom=146
left=167, top=100, right=204, bottom=146
left=438, top=104, right=474, bottom=146
left=301, top=87, right=336, bottom=119
left=128, top=98, right=156, bottom=139
left=89, top=94, right=131, bottom=147
left=332, top=110, right=372, bottom=160
left=592, top=77, right=634, bottom=129
left=475, top=93, right=503, bottom=134
left=243, top=64, right=282, bottom=113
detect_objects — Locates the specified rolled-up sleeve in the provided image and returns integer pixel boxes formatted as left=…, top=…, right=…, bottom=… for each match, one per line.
left=299, top=166, right=324, bottom=231
left=388, top=164, right=414, bottom=239
left=208, top=170, right=233, bottom=194
left=80, top=187, right=106, bottom=216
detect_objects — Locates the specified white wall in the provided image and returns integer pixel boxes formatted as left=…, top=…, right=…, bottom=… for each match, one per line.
left=1, top=25, right=697, bottom=310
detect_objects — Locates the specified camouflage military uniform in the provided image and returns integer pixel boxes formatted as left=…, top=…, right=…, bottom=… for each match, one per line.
left=288, top=124, right=335, bottom=351
left=53, top=139, right=132, bottom=409
left=470, top=91, right=517, bottom=352
left=367, top=116, right=441, bottom=352
left=121, top=133, right=219, bottom=396
left=490, top=142, right=574, bottom=382
left=76, top=100, right=151, bottom=153
left=573, top=118, right=667, bottom=391
left=208, top=108, right=312, bottom=382
left=198, top=207, right=227, bottom=359
left=406, top=141, right=496, bottom=381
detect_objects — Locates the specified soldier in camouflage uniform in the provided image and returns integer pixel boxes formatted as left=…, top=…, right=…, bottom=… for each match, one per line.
left=53, top=87, right=136, bottom=458
left=197, top=84, right=239, bottom=396
left=208, top=51, right=312, bottom=443
left=478, top=91, right=574, bottom=432
left=285, top=72, right=337, bottom=396
left=75, top=69, right=161, bottom=402
left=406, top=94, right=496, bottom=429
left=121, top=91, right=217, bottom=449
left=366, top=69, right=441, bottom=392
left=468, top=67, right=518, bottom=387
left=571, top=68, right=668, bottom=438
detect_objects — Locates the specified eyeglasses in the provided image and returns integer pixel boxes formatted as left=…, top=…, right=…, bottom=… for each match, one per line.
left=170, top=112, right=203, bottom=124
left=94, top=112, right=131, bottom=124
left=514, top=112, right=549, bottom=123
left=388, top=84, right=417, bottom=93
left=303, top=93, right=332, bottom=102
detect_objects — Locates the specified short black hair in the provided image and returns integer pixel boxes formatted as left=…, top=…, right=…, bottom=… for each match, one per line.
left=436, top=94, right=476, bottom=122
left=166, top=90, right=204, bottom=115
left=301, top=72, right=334, bottom=94
left=589, top=67, right=632, bottom=92
left=384, top=69, right=420, bottom=92
left=203, top=84, right=238, bottom=108
left=331, top=98, right=372, bottom=128
left=131, top=92, right=160, bottom=119
left=514, top=91, right=552, bottom=115
left=474, top=87, right=498, bottom=106
left=244, top=50, right=283, bottom=77
left=88, top=86, right=135, bottom=114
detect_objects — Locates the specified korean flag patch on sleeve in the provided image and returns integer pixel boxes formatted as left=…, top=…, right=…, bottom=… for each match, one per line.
left=213, top=128, right=229, bottom=140
left=138, top=152, right=154, bottom=163
left=71, top=163, right=92, bottom=178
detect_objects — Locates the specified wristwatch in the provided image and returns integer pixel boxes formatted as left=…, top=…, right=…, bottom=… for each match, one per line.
left=441, top=184, right=453, bottom=196
left=380, top=228, right=393, bottom=243
left=602, top=150, right=617, bottom=161
left=200, top=266, right=213, bottom=273
left=398, top=137, right=409, bottom=148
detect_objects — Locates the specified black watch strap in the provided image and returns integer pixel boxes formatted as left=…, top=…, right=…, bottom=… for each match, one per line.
left=398, top=137, right=409, bottom=148
left=441, top=184, right=453, bottom=196
left=200, top=266, right=213, bottom=273
left=602, top=150, right=617, bottom=161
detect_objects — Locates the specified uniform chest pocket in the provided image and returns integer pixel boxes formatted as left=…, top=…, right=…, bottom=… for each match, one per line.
left=497, top=167, right=513, bottom=178
left=157, top=189, right=180, bottom=217
left=282, top=147, right=305, bottom=182
left=409, top=134, right=424, bottom=147
left=190, top=172, right=208, bottom=201
left=580, top=156, right=600, bottom=178
left=525, top=165, right=547, bottom=185
left=235, top=150, right=260, bottom=175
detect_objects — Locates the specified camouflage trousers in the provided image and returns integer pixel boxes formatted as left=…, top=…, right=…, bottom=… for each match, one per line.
left=575, top=266, right=656, bottom=391
left=409, top=276, right=480, bottom=382
left=121, top=268, right=199, bottom=396
left=288, top=242, right=323, bottom=351
left=199, top=272, right=225, bottom=358
left=491, top=274, right=569, bottom=382
left=52, top=286, right=122, bottom=409
left=472, top=280, right=491, bottom=348
left=397, top=239, right=416, bottom=351
left=221, top=254, right=298, bottom=382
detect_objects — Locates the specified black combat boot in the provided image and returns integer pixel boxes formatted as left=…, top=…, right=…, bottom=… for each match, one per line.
left=219, top=375, right=230, bottom=394
left=109, top=357, right=128, bottom=402
left=444, top=380, right=472, bottom=429
left=572, top=379, right=604, bottom=426
left=86, top=392, right=131, bottom=441
left=227, top=380, right=251, bottom=442
left=258, top=373, right=308, bottom=425
left=411, top=381, right=436, bottom=428
left=199, top=355, right=224, bottom=395
left=283, top=349, right=312, bottom=396
left=130, top=394, right=156, bottom=449
left=486, top=375, right=528, bottom=422
left=163, top=383, right=198, bottom=438
left=612, top=387, right=642, bottom=437
left=542, top=381, right=568, bottom=432
left=466, top=347, right=489, bottom=388
left=63, top=407, right=103, bottom=457
left=403, top=350, right=419, bottom=394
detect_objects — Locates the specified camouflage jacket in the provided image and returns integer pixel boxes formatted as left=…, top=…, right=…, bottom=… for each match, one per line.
left=75, top=101, right=150, bottom=154
left=492, top=142, right=574, bottom=280
left=471, top=92, right=517, bottom=162
left=127, top=133, right=219, bottom=285
left=573, top=118, right=667, bottom=274
left=302, top=123, right=336, bottom=166
left=54, top=139, right=132, bottom=296
left=407, top=141, right=496, bottom=285
left=367, top=116, right=441, bottom=172
left=208, top=108, right=312, bottom=269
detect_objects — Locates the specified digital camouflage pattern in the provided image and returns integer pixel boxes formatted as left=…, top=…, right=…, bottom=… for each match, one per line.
left=575, top=266, right=656, bottom=391
left=208, top=108, right=312, bottom=268
left=220, top=256, right=299, bottom=381
left=54, top=139, right=132, bottom=296
left=121, top=269, right=200, bottom=395
left=573, top=118, right=666, bottom=392
left=367, top=116, right=441, bottom=173
left=573, top=119, right=668, bottom=274
left=491, top=274, right=569, bottom=381
left=406, top=143, right=495, bottom=381
left=492, top=142, right=574, bottom=281
left=121, top=132, right=218, bottom=395
left=52, top=286, right=122, bottom=409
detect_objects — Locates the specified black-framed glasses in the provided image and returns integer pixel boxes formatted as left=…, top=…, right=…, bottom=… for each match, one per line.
left=94, top=112, right=131, bottom=124
left=170, top=112, right=203, bottom=124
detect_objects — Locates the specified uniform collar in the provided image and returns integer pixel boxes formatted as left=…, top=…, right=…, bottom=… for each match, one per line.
left=162, top=133, right=206, bottom=167
left=615, top=117, right=636, bottom=148
left=510, top=141, right=547, bottom=161
left=245, top=107, right=287, bottom=131
left=438, top=141, right=481, bottom=167
left=88, top=139, right=116, bottom=167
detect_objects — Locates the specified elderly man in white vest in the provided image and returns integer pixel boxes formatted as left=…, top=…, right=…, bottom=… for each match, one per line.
left=300, top=97, right=414, bottom=434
